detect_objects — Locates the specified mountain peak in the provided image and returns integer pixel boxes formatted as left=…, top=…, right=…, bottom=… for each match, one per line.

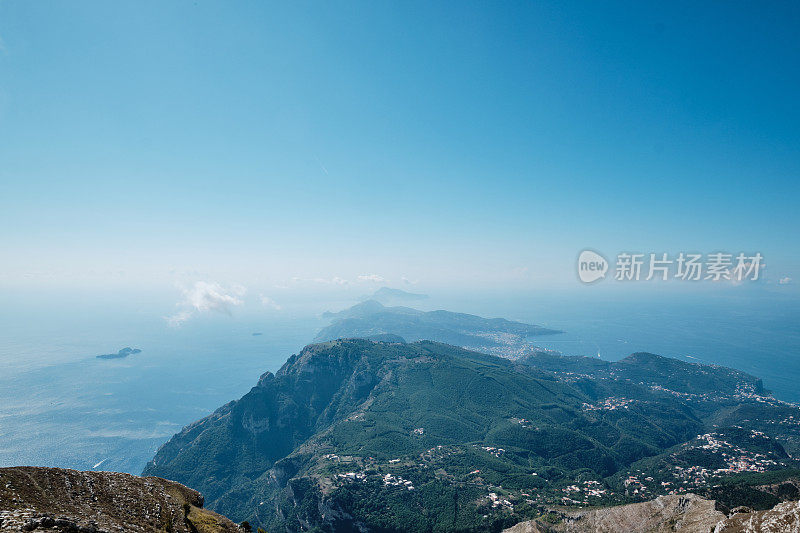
left=620, top=352, right=665, bottom=363
left=370, top=286, right=429, bottom=302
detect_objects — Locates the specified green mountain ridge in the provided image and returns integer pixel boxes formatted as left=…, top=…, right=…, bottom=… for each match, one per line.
left=520, top=350, right=768, bottom=396
left=144, top=339, right=800, bottom=531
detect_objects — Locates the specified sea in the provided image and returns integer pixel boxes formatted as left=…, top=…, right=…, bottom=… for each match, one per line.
left=1, top=285, right=798, bottom=475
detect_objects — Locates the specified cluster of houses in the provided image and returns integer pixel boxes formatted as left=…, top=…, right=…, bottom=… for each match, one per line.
left=693, top=431, right=779, bottom=474
left=337, top=471, right=366, bottom=481
left=487, top=491, right=514, bottom=510
left=383, top=473, right=414, bottom=490
left=582, top=397, right=635, bottom=411
left=622, top=474, right=653, bottom=496
left=561, top=480, right=610, bottom=504
left=481, top=446, right=506, bottom=458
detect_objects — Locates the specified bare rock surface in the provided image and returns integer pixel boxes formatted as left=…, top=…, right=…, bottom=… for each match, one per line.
left=716, top=499, right=800, bottom=532
left=0, top=466, right=240, bottom=532
left=504, top=493, right=800, bottom=533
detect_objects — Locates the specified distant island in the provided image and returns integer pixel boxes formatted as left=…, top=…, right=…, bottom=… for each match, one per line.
left=358, top=286, right=429, bottom=305
left=318, top=300, right=560, bottom=358
left=96, top=347, right=141, bottom=360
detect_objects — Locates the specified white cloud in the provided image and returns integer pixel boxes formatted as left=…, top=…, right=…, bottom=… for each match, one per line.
left=184, top=281, right=244, bottom=313
left=401, top=276, right=418, bottom=285
left=166, top=281, right=245, bottom=326
left=166, top=310, right=193, bottom=328
left=291, top=276, right=350, bottom=286
left=358, top=274, right=385, bottom=283
left=232, top=283, right=247, bottom=297
left=260, top=294, right=282, bottom=310
left=779, top=277, right=792, bottom=285
left=511, top=266, right=531, bottom=277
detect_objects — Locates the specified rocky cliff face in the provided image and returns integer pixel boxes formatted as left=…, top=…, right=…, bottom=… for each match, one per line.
left=503, top=493, right=800, bottom=533
left=0, top=467, right=240, bottom=532
left=718, top=499, right=800, bottom=532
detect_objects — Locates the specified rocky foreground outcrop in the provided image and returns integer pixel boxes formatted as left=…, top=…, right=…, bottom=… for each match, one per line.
left=503, top=493, right=800, bottom=533
left=0, top=467, right=240, bottom=532
left=719, top=499, right=800, bottom=532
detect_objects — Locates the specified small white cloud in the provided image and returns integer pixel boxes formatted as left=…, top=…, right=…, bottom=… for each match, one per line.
left=232, top=283, right=247, bottom=297
left=260, top=294, right=282, bottom=310
left=166, top=281, right=245, bottom=326
left=779, top=277, right=792, bottom=285
left=166, top=310, right=193, bottom=328
left=292, top=276, right=350, bottom=286
left=358, top=274, right=385, bottom=283
left=401, top=276, right=418, bottom=285
left=184, top=281, right=243, bottom=313
left=512, top=266, right=531, bottom=277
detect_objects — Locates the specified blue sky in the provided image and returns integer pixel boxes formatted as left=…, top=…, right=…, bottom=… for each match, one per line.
left=1, top=1, right=798, bottom=294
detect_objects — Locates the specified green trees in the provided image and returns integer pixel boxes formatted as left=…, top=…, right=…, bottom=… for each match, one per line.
left=144, top=339, right=800, bottom=531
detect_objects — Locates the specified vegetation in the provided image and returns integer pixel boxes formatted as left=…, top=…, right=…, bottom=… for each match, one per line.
left=144, top=339, right=800, bottom=531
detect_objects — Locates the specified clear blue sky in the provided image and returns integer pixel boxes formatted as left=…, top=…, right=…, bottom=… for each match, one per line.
left=1, top=1, right=798, bottom=291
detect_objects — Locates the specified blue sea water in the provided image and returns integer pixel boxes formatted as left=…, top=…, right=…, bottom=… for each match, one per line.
left=0, top=292, right=327, bottom=474
left=0, top=287, right=798, bottom=475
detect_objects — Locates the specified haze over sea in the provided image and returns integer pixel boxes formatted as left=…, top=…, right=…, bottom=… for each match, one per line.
left=1, top=286, right=798, bottom=475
